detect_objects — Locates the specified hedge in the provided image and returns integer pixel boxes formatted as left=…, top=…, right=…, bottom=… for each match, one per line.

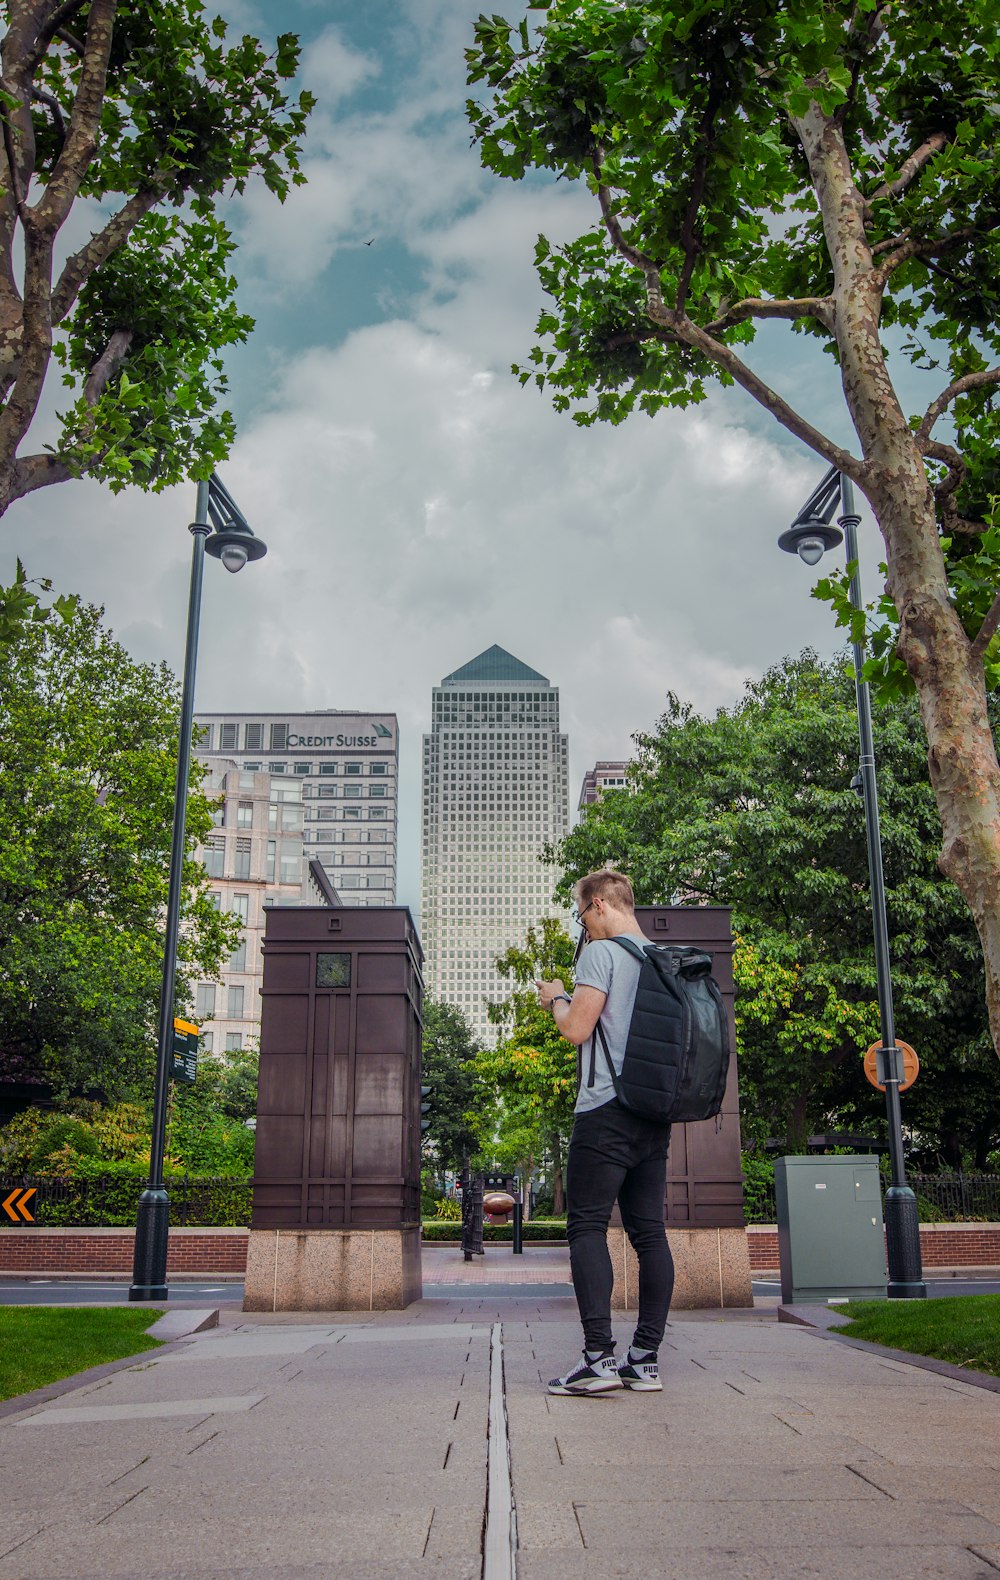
left=420, top=1218, right=567, bottom=1242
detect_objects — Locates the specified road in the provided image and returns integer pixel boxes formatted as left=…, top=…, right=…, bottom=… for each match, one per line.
left=1, top=1275, right=998, bottom=1303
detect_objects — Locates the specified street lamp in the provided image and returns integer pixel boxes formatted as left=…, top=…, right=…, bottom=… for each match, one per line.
left=779, top=465, right=926, bottom=1299
left=130, top=474, right=267, bottom=1301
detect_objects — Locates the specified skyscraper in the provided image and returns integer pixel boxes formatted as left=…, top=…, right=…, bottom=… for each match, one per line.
left=421, top=645, right=570, bottom=1043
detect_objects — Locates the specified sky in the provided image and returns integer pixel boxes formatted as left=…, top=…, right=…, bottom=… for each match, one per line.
left=2, top=0, right=898, bottom=919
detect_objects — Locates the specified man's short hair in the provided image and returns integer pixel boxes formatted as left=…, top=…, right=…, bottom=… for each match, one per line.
left=575, top=869, right=635, bottom=911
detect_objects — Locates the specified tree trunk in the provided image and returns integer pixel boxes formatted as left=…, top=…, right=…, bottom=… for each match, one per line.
left=551, top=1131, right=565, bottom=1215
left=799, top=104, right=1000, bottom=1062
left=785, top=1091, right=810, bottom=1153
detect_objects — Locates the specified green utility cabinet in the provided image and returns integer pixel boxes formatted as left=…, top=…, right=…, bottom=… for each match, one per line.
left=776, top=1155, right=887, bottom=1303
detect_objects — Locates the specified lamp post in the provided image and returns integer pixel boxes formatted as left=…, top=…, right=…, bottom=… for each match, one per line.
left=779, top=466, right=926, bottom=1299
left=130, top=474, right=267, bottom=1301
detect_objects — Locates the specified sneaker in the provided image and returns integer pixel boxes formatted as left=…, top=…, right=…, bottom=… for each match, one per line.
left=547, top=1351, right=624, bottom=1396
left=617, top=1352, right=661, bottom=1391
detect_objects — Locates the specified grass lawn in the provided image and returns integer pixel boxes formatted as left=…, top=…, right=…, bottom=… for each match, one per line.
left=0, top=1306, right=164, bottom=1402
left=839, top=1294, right=1000, bottom=1379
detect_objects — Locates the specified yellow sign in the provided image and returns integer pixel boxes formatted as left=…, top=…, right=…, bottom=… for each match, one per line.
left=174, top=1018, right=199, bottom=1036
left=2, top=1186, right=36, bottom=1223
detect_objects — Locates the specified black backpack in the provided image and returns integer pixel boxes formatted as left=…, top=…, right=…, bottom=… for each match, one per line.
left=586, top=937, right=730, bottom=1124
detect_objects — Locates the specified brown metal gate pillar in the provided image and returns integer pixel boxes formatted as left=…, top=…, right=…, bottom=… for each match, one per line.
left=607, top=907, right=753, bottom=1310
left=244, top=907, right=424, bottom=1312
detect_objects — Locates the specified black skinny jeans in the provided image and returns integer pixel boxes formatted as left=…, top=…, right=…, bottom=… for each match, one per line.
left=566, top=1099, right=674, bottom=1355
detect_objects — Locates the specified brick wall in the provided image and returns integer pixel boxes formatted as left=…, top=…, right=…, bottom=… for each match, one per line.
left=3, top=1223, right=999, bottom=1276
left=0, top=1227, right=249, bottom=1274
left=747, top=1222, right=1000, bottom=1273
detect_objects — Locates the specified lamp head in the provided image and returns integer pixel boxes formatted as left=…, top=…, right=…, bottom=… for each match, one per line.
left=777, top=513, right=843, bottom=566
left=204, top=524, right=266, bottom=573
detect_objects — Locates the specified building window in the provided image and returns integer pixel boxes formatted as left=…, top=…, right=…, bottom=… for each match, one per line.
left=237, top=801, right=253, bottom=828
left=245, top=722, right=264, bottom=750
left=266, top=839, right=276, bottom=881
left=280, top=842, right=301, bottom=885
left=346, top=763, right=362, bottom=775
left=319, top=763, right=338, bottom=775
left=204, top=841, right=224, bottom=878
left=232, top=893, right=249, bottom=922
left=242, top=761, right=261, bottom=773
left=200, top=724, right=215, bottom=751
left=268, top=761, right=286, bottom=774
left=211, top=802, right=225, bottom=827
left=196, top=983, right=216, bottom=1020
left=370, top=762, right=387, bottom=775
left=369, top=785, right=386, bottom=797
left=220, top=722, right=238, bottom=751
left=344, top=785, right=361, bottom=798
left=370, top=809, right=387, bottom=820
left=209, top=890, right=222, bottom=910
left=200, top=1030, right=214, bottom=1054
left=225, top=1033, right=243, bottom=1052
left=227, top=985, right=244, bottom=1019
left=293, top=762, right=311, bottom=775
left=270, top=723, right=287, bottom=751
left=343, top=808, right=361, bottom=821
left=234, top=838, right=251, bottom=880
left=229, top=938, right=247, bottom=972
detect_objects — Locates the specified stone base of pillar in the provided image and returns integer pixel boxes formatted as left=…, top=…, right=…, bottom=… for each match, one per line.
left=609, top=1226, right=753, bottom=1311
left=243, top=1226, right=422, bottom=1313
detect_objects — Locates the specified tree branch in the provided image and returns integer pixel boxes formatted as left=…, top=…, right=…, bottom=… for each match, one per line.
left=591, top=149, right=662, bottom=272
left=917, top=367, right=1000, bottom=445
left=29, top=0, right=114, bottom=235
left=874, top=225, right=977, bottom=284
left=970, top=590, right=1000, bottom=666
left=702, top=295, right=834, bottom=335
left=31, top=83, right=65, bottom=154
left=51, top=187, right=159, bottom=322
left=654, top=294, right=868, bottom=486
left=83, top=326, right=131, bottom=404
left=675, top=82, right=722, bottom=315
left=8, top=448, right=72, bottom=502
left=865, top=132, right=949, bottom=213
left=26, top=0, right=89, bottom=70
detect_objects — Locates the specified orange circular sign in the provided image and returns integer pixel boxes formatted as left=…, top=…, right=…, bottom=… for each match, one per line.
left=864, top=1040, right=919, bottom=1094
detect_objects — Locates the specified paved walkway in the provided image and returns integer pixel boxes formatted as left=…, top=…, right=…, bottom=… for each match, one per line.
left=2, top=1291, right=1000, bottom=1579
left=422, top=1244, right=571, bottom=1284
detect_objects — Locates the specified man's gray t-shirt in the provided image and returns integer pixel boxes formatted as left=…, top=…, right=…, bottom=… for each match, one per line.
left=573, top=933, right=649, bottom=1114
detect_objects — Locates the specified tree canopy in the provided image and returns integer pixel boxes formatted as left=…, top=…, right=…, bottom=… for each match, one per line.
left=0, top=595, right=237, bottom=1101
left=471, top=917, right=579, bottom=1208
left=468, top=0, right=1000, bottom=1058
left=420, top=998, right=480, bottom=1176
left=0, top=1, right=311, bottom=516
left=552, top=652, right=999, bottom=1159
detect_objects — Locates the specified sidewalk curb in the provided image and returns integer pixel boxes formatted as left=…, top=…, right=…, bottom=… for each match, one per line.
left=0, top=1308, right=221, bottom=1423
left=780, top=1301, right=1000, bottom=1396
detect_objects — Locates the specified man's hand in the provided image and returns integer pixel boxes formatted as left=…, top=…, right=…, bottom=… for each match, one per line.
left=536, top=978, right=566, bottom=1010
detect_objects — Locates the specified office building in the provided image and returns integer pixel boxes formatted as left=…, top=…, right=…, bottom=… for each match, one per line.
left=578, top=760, right=629, bottom=812
left=195, top=711, right=398, bottom=906
left=421, top=645, right=570, bottom=1043
left=192, top=763, right=339, bottom=1054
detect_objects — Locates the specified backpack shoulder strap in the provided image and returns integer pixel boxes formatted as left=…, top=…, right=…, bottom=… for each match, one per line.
left=607, top=935, right=650, bottom=964
left=594, top=1018, right=624, bottom=1099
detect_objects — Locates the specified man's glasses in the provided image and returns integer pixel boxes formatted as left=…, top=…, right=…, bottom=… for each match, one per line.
left=572, top=900, right=595, bottom=926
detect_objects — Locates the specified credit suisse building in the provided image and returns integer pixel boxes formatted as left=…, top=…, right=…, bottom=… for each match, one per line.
left=195, top=711, right=398, bottom=906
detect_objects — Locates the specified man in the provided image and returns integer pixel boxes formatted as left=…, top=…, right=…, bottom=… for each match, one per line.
left=537, top=869, right=674, bottom=1395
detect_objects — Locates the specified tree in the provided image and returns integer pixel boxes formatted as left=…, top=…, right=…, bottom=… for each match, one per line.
left=551, top=652, right=998, bottom=1155
left=468, top=0, right=1000, bottom=1056
left=420, top=999, right=479, bottom=1176
left=474, top=917, right=579, bottom=1211
left=0, top=1, right=311, bottom=518
left=0, top=596, right=238, bottom=1100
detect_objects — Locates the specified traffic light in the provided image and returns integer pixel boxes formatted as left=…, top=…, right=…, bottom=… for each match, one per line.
left=420, top=1084, right=432, bottom=1133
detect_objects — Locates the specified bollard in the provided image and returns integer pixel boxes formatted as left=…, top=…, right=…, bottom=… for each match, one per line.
left=512, top=1201, right=523, bottom=1255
